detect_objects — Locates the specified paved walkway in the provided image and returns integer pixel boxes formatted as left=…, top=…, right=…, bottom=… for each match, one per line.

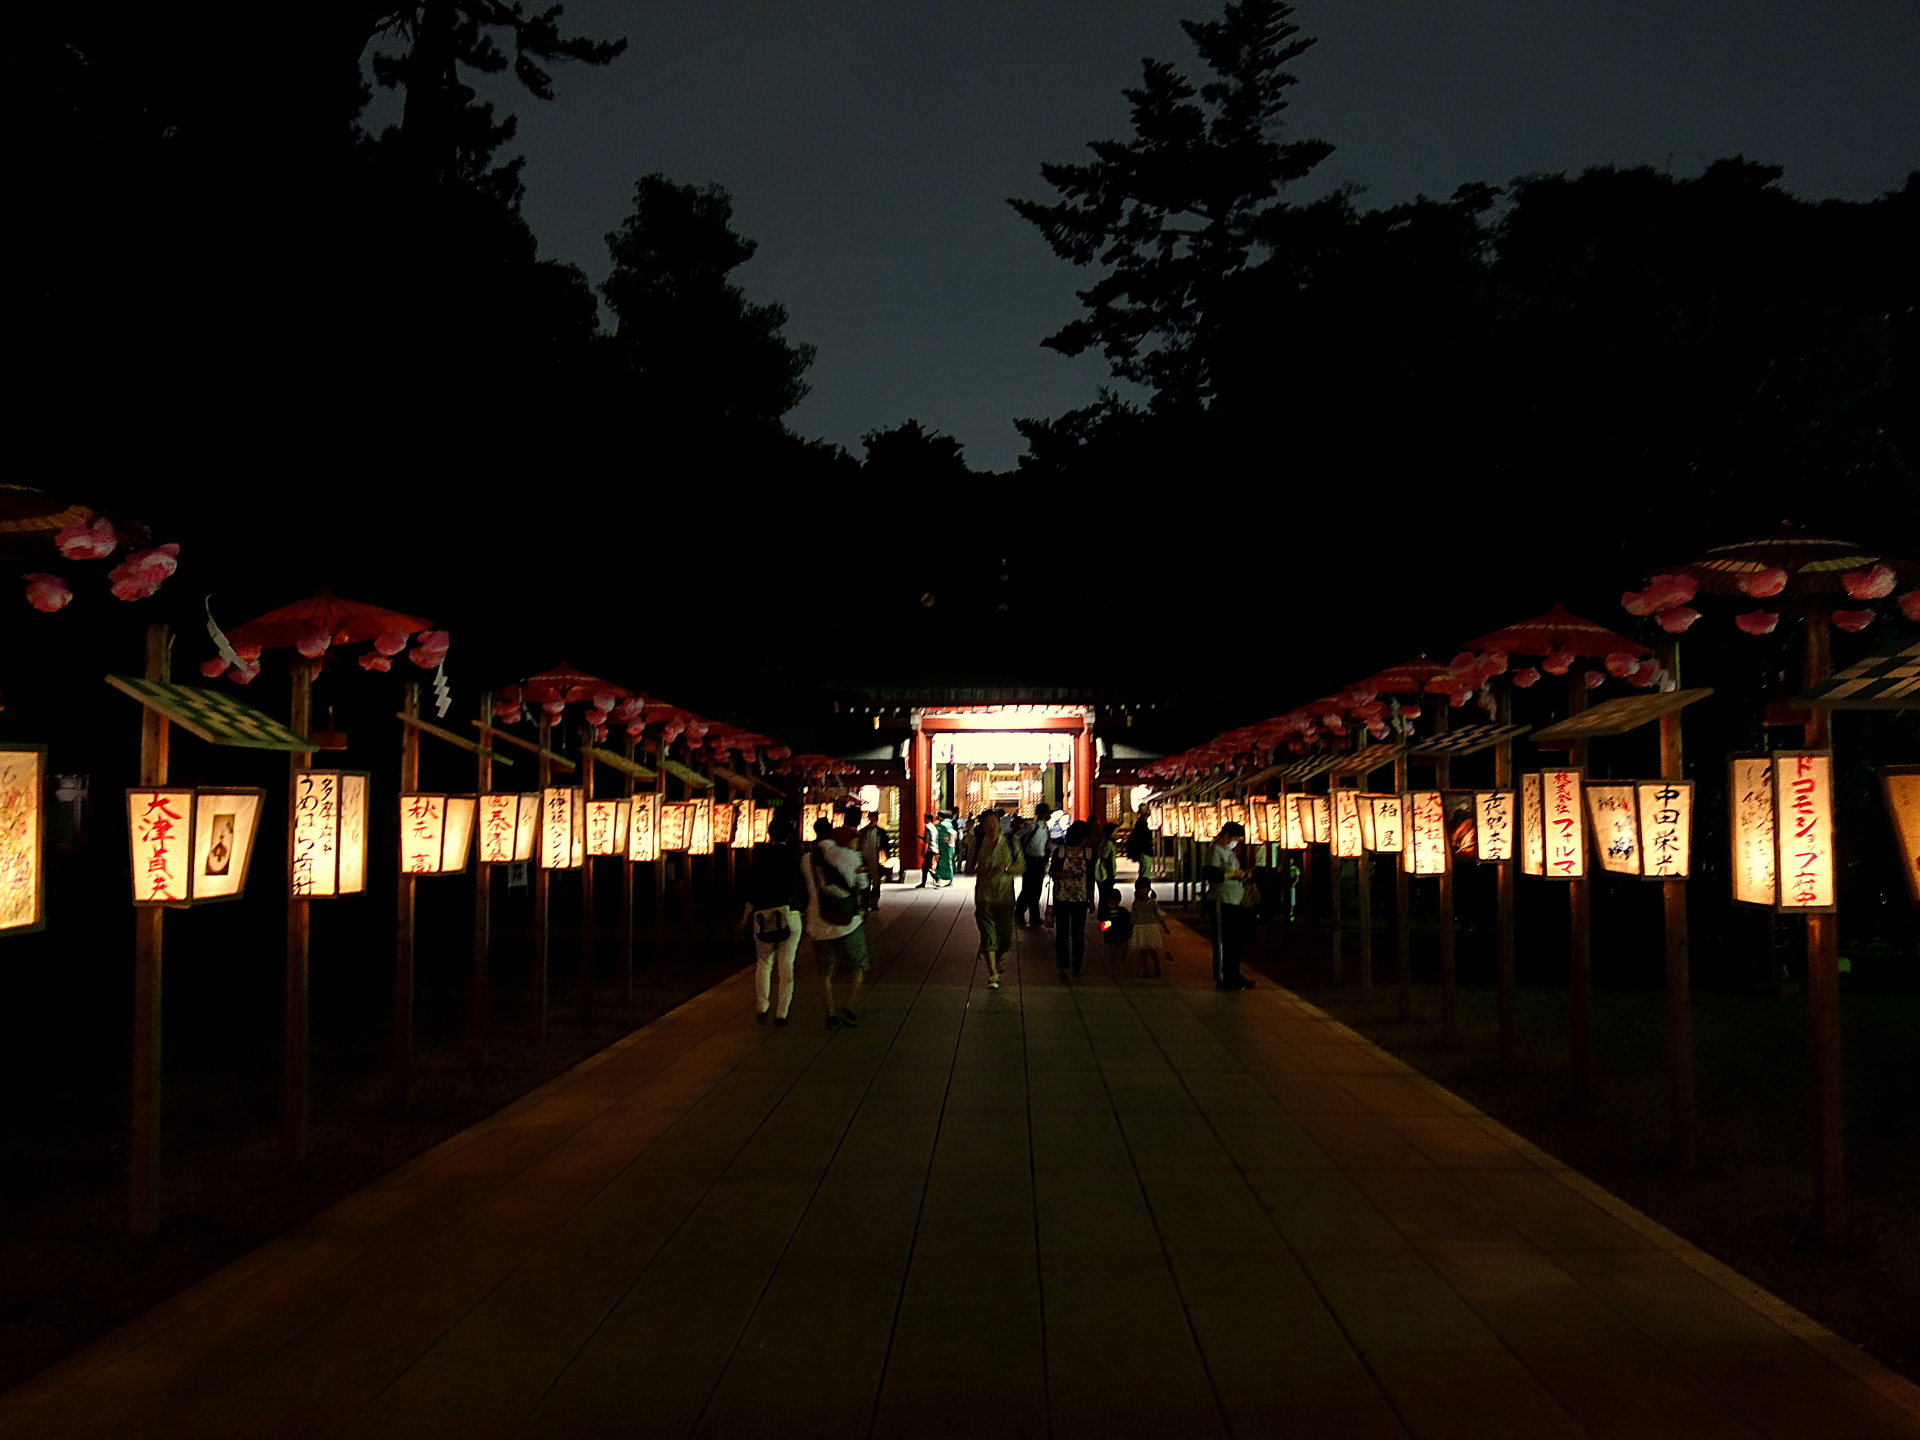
left=7, top=882, right=1919, bottom=1439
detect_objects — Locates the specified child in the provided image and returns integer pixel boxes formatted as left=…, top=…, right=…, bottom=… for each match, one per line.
left=1130, top=881, right=1165, bottom=978
left=1097, top=886, right=1132, bottom=973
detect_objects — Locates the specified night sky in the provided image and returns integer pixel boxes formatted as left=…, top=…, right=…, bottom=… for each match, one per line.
left=483, top=0, right=1920, bottom=472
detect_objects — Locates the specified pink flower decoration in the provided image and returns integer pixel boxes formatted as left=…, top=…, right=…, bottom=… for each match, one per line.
left=106, top=543, right=179, bottom=601
left=1511, top=668, right=1540, bottom=689
left=1476, top=651, right=1509, bottom=681
left=55, top=517, right=118, bottom=561
left=492, top=698, right=523, bottom=721
left=1448, top=651, right=1478, bottom=678
left=1656, top=606, right=1699, bottom=633
left=296, top=628, right=333, bottom=658
left=374, top=631, right=411, bottom=656
left=23, top=573, right=73, bottom=612
left=585, top=708, right=610, bottom=727
left=1628, top=660, right=1661, bottom=687
left=1900, top=591, right=1920, bottom=622
left=408, top=629, right=450, bottom=670
left=1832, top=610, right=1875, bottom=633
left=1842, top=563, right=1895, bottom=601
left=1448, top=690, right=1469, bottom=708
left=1583, top=670, right=1605, bottom=689
left=541, top=699, right=566, bottom=717
left=199, top=656, right=228, bottom=678
left=592, top=725, right=609, bottom=742
left=1399, top=704, right=1422, bottom=720
left=1735, top=611, right=1780, bottom=635
left=1541, top=649, right=1576, bottom=676
left=1366, top=720, right=1389, bottom=740
left=228, top=662, right=260, bottom=685
left=1604, top=651, right=1639, bottom=678
left=1737, top=567, right=1788, bottom=599
left=358, top=653, right=393, bottom=671
left=1621, top=588, right=1655, bottom=617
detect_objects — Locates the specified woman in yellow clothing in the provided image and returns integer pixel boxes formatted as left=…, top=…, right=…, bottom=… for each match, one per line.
left=970, top=812, right=1024, bottom=990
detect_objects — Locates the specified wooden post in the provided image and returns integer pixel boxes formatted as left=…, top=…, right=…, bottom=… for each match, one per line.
left=532, top=712, right=551, bottom=1042
left=1394, top=750, right=1413, bottom=1023
left=1657, top=642, right=1697, bottom=1171
left=652, top=745, right=668, bottom=987
left=1567, top=672, right=1595, bottom=1114
left=393, top=682, right=419, bottom=1111
left=1802, top=611, right=1845, bottom=1244
left=1495, top=687, right=1518, bottom=1073
left=130, top=623, right=171, bottom=1234
left=1357, top=849, right=1374, bottom=1001
left=283, top=663, right=314, bottom=1161
left=580, top=736, right=596, bottom=1021
left=1328, top=787, right=1345, bottom=986
left=622, top=734, right=637, bottom=1003
left=1435, top=707, right=1458, bottom=1046
left=471, top=691, right=492, bottom=1067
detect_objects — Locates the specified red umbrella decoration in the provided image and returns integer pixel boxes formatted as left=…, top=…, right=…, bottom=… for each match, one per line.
left=1623, top=529, right=1920, bottom=636
left=212, top=588, right=442, bottom=683
left=3, top=483, right=177, bottom=612
left=777, top=753, right=856, bottom=779
left=1459, top=603, right=1654, bottom=695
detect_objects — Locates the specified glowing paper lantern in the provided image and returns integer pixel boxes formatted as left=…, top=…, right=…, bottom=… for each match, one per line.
left=1635, top=779, right=1692, bottom=879
left=127, top=786, right=266, bottom=905
left=0, top=743, right=45, bottom=934
left=1278, top=795, right=1307, bottom=850
left=1195, top=802, right=1220, bottom=839
left=660, top=802, right=692, bottom=852
left=539, top=787, right=585, bottom=870
left=1171, top=803, right=1193, bottom=839
left=478, top=793, right=535, bottom=864
left=711, top=801, right=737, bottom=846
left=1539, top=769, right=1586, bottom=879
left=1473, top=790, right=1516, bottom=862
left=751, top=803, right=772, bottom=845
left=690, top=796, right=715, bottom=856
left=1586, top=784, right=1639, bottom=875
left=1292, top=795, right=1331, bottom=846
left=1521, top=773, right=1545, bottom=877
left=399, top=794, right=476, bottom=875
left=1773, top=751, right=1835, bottom=911
left=1878, top=766, right=1920, bottom=906
left=627, top=793, right=662, bottom=861
left=1331, top=789, right=1364, bottom=858
left=291, top=770, right=370, bottom=897
left=1221, top=800, right=1247, bottom=830
left=1358, top=794, right=1404, bottom=852
left=1402, top=790, right=1448, bottom=875
left=1264, top=800, right=1288, bottom=848
left=1244, top=800, right=1269, bottom=845
left=585, top=799, right=630, bottom=857
left=1729, top=756, right=1777, bottom=905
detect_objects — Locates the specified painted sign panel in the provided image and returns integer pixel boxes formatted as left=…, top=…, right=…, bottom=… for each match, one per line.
left=1359, top=793, right=1403, bottom=853
left=1402, top=790, right=1448, bottom=875
left=1729, top=756, right=1776, bottom=906
left=1541, top=769, right=1585, bottom=879
left=1331, top=789, right=1364, bottom=859
left=1635, top=779, right=1691, bottom=879
left=628, top=792, right=662, bottom=861
left=1772, top=751, right=1835, bottom=911
left=1586, top=784, right=1639, bottom=875
left=0, top=745, right=45, bottom=932
left=1521, top=772, right=1545, bottom=876
left=1473, top=789, right=1515, bottom=863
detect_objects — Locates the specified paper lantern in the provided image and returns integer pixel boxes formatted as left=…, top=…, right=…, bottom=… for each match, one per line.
left=127, top=786, right=266, bottom=905
left=711, top=800, right=737, bottom=846
left=660, top=801, right=692, bottom=852
left=0, top=743, right=45, bottom=934
left=1729, top=756, right=1777, bottom=905
left=751, top=803, right=772, bottom=845
left=1170, top=802, right=1192, bottom=839
left=1277, top=795, right=1307, bottom=850
left=689, top=796, right=715, bottom=856
left=1444, top=792, right=1478, bottom=861
left=1331, top=789, right=1364, bottom=858
left=1358, top=794, right=1404, bottom=853
left=1521, top=773, right=1545, bottom=876
left=1221, top=800, right=1247, bottom=831
left=1195, top=802, right=1220, bottom=839
left=627, top=793, right=662, bottom=861
left=1773, top=751, right=1835, bottom=911
left=1586, top=784, right=1639, bottom=875
left=478, top=792, right=535, bottom=864
left=585, top=798, right=630, bottom=857
left=1305, top=795, right=1332, bottom=845
left=1473, top=790, right=1516, bottom=862
left=1538, top=769, right=1585, bottom=879
left=399, top=794, right=476, bottom=875
left=1878, top=766, right=1920, bottom=906
left=734, top=800, right=754, bottom=845
left=291, top=770, right=370, bottom=897
left=1244, top=799, right=1269, bottom=845
left=1402, top=790, right=1448, bottom=875
left=1635, top=779, right=1692, bottom=879
left=538, top=787, right=585, bottom=870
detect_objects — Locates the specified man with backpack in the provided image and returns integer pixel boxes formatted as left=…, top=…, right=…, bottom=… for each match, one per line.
left=856, top=810, right=890, bottom=911
left=803, top=817, right=870, bottom=1029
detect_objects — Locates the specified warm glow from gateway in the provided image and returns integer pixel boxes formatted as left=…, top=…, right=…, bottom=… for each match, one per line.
left=400, top=794, right=476, bottom=875
left=1539, top=769, right=1585, bottom=879
left=1331, top=789, right=1364, bottom=859
left=0, top=744, right=45, bottom=933
left=1474, top=790, right=1516, bottom=862
left=539, top=787, right=585, bottom=870
left=1729, top=756, right=1776, bottom=905
left=1358, top=794, right=1403, bottom=853
left=1521, top=773, right=1545, bottom=876
left=1773, top=751, right=1835, bottom=911
left=1636, top=779, right=1692, bottom=879
left=479, top=793, right=535, bottom=864
left=1586, top=784, right=1639, bottom=875
left=1402, top=790, right=1448, bottom=875
left=292, top=771, right=369, bottom=897
left=628, top=793, right=662, bottom=861
left=586, top=799, right=630, bottom=857
left=128, top=786, right=266, bottom=905
left=931, top=732, right=1075, bottom=766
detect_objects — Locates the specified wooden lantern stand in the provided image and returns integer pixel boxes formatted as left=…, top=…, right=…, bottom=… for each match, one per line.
left=131, top=625, right=171, bottom=1233
left=1434, top=706, right=1459, bottom=1047
left=580, top=737, right=596, bottom=1023
left=1800, top=609, right=1844, bottom=1244
left=284, top=664, right=314, bottom=1161
left=471, top=693, right=493, bottom=1067
left=1494, top=689, right=1518, bottom=1072
left=532, top=712, right=553, bottom=1042
left=1393, top=748, right=1413, bottom=1023
left=393, top=683, right=419, bottom=1110
left=1565, top=672, right=1596, bottom=1114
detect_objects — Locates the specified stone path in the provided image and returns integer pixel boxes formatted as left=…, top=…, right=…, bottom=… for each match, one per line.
left=6, top=881, right=1918, bottom=1439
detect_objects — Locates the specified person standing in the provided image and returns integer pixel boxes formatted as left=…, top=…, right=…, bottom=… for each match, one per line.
left=933, top=811, right=957, bottom=887
left=970, top=812, right=1023, bottom=990
left=740, top=816, right=806, bottom=1025
left=1093, top=822, right=1120, bottom=895
left=1130, top=882, right=1166, bottom=978
left=1207, top=820, right=1256, bottom=991
left=1048, top=820, right=1096, bottom=978
left=857, top=810, right=889, bottom=912
left=916, top=812, right=938, bottom=888
left=1125, top=810, right=1154, bottom=883
left=804, top=817, right=871, bottom=1028
left=1016, top=803, right=1052, bottom=925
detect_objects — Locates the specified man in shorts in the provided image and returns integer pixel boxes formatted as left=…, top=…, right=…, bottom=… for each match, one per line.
left=804, top=817, right=871, bottom=1028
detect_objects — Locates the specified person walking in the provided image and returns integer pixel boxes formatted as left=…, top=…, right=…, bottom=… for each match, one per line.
left=1125, top=810, right=1154, bottom=883
left=1015, top=803, right=1052, bottom=925
left=1207, top=820, right=1256, bottom=991
left=1130, top=881, right=1166, bottom=977
left=857, top=810, right=889, bottom=912
left=971, top=812, right=1024, bottom=990
left=916, top=812, right=938, bottom=888
left=1048, top=819, right=1096, bottom=978
left=740, top=816, right=806, bottom=1025
left=1093, top=822, right=1120, bottom=895
left=803, top=817, right=871, bottom=1028
left=933, top=811, right=957, bottom=886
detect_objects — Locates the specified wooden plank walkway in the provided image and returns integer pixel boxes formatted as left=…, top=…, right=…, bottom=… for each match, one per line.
left=5, top=881, right=1918, bottom=1439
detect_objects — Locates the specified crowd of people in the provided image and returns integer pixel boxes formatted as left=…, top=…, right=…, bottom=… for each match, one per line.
left=741, top=799, right=1259, bottom=1030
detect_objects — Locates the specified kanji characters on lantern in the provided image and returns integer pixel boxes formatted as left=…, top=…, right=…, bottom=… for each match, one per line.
left=1331, top=788, right=1364, bottom=858
left=1278, top=794, right=1308, bottom=850
left=399, top=794, right=476, bottom=875
left=1539, top=769, right=1585, bottom=878
left=1473, top=789, right=1516, bottom=862
left=0, top=743, right=46, bottom=934
left=128, top=786, right=266, bottom=904
left=1586, top=784, right=1639, bottom=875
left=1402, top=789, right=1448, bottom=875
left=538, top=787, right=585, bottom=870
left=628, top=793, right=662, bottom=861
left=1636, top=779, right=1692, bottom=879
left=1773, top=751, right=1835, bottom=911
left=751, top=802, right=772, bottom=845
left=1729, top=756, right=1777, bottom=905
left=689, top=796, right=716, bottom=856
left=585, top=799, right=630, bottom=857
left=1521, top=772, right=1545, bottom=876
left=1358, top=793, right=1404, bottom=853
left=291, top=771, right=369, bottom=897
left=660, top=801, right=692, bottom=852
left=478, top=793, right=535, bottom=864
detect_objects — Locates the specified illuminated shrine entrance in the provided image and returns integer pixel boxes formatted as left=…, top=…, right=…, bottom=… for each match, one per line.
left=896, top=704, right=1095, bottom=867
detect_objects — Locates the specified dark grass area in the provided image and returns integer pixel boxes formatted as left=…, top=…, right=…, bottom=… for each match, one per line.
left=0, top=936, right=747, bottom=1396
left=1227, top=913, right=1920, bottom=1384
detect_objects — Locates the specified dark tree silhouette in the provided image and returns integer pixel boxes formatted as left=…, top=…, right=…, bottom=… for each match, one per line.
left=861, top=421, right=973, bottom=479
left=1009, top=0, right=1332, bottom=411
left=601, top=175, right=817, bottom=435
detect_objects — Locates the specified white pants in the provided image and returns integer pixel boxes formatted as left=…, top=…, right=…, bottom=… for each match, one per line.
left=752, top=907, right=801, bottom=1018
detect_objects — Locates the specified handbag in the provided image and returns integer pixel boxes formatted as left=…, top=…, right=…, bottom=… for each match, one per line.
left=1239, top=882, right=1263, bottom=909
left=811, top=851, right=859, bottom=926
left=753, top=907, right=792, bottom=945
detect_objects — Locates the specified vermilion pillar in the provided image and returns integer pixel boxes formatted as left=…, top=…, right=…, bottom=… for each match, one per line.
left=905, top=726, right=933, bottom=867
left=1073, top=727, right=1093, bottom=822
